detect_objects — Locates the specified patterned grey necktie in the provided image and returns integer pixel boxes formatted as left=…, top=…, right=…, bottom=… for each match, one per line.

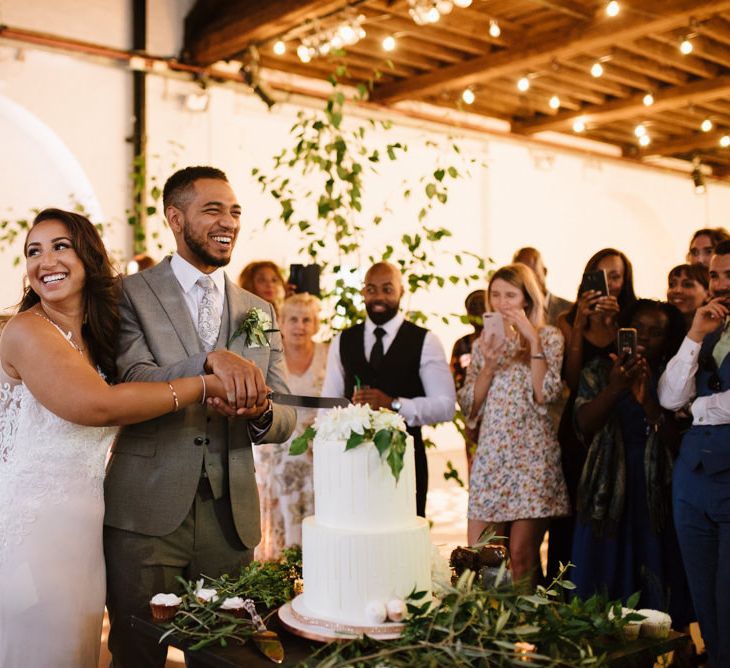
left=196, top=275, right=220, bottom=352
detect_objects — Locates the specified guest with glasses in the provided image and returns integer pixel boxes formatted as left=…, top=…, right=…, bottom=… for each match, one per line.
left=667, top=263, right=709, bottom=332
left=686, top=227, right=730, bottom=268
left=659, top=240, right=730, bottom=668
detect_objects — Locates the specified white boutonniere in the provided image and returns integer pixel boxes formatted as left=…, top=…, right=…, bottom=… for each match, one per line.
left=228, top=307, right=278, bottom=348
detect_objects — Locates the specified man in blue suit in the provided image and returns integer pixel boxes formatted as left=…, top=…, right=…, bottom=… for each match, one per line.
left=659, top=240, right=730, bottom=668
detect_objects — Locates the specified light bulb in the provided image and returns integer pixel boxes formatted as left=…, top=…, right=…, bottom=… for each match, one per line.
left=591, top=62, right=604, bottom=77
left=437, top=0, right=453, bottom=14
left=606, top=1, right=619, bottom=17
left=339, top=25, right=357, bottom=45
left=489, top=20, right=501, bottom=38
left=573, top=118, right=586, bottom=133
left=273, top=40, right=286, bottom=56
left=643, top=92, right=654, bottom=106
left=331, top=34, right=343, bottom=49
left=517, top=76, right=530, bottom=92
left=721, top=135, right=730, bottom=148
left=634, top=123, right=646, bottom=137
left=453, top=0, right=472, bottom=7
left=426, top=6, right=441, bottom=23
left=639, top=134, right=651, bottom=147
left=701, top=118, right=713, bottom=132
left=549, top=95, right=560, bottom=109
left=297, top=44, right=311, bottom=62
left=680, top=38, right=693, bottom=54
left=462, top=88, right=475, bottom=104
left=382, top=35, right=396, bottom=51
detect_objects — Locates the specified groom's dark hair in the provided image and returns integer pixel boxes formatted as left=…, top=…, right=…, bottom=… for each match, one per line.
left=163, top=166, right=229, bottom=211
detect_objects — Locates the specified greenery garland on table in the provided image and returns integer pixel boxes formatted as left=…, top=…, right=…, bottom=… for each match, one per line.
left=305, top=564, right=644, bottom=667
left=159, top=546, right=302, bottom=650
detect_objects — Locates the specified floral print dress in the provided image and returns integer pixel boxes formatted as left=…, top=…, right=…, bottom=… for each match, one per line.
left=254, top=342, right=328, bottom=561
left=459, top=326, right=570, bottom=522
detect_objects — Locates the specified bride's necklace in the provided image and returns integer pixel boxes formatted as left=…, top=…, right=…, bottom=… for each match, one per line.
left=35, top=310, right=86, bottom=354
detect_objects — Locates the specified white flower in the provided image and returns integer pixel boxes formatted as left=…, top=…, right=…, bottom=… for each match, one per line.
left=194, top=580, right=219, bottom=602
left=315, top=404, right=371, bottom=440
left=373, top=409, right=406, bottom=432
left=220, top=596, right=245, bottom=610
left=430, top=543, right=452, bottom=596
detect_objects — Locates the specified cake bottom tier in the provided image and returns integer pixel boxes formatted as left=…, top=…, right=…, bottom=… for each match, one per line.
left=301, top=516, right=432, bottom=626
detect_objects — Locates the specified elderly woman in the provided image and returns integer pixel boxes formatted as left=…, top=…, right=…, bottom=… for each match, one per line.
left=238, top=260, right=288, bottom=315
left=254, top=293, right=328, bottom=560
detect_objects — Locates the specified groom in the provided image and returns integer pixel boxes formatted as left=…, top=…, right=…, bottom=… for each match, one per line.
left=104, top=166, right=296, bottom=667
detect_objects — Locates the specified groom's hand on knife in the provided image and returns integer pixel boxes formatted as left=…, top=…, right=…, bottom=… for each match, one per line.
left=204, top=350, right=269, bottom=417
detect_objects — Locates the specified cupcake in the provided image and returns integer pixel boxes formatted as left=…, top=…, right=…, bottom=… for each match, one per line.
left=149, top=593, right=182, bottom=621
left=220, top=596, right=246, bottom=618
left=637, top=609, right=671, bottom=639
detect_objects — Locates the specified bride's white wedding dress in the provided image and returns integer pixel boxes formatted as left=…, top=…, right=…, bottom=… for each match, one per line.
left=0, top=359, right=117, bottom=667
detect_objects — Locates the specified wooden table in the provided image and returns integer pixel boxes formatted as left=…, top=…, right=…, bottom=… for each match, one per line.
left=132, top=613, right=690, bottom=667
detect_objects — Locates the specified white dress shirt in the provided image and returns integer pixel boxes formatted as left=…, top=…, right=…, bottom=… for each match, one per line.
left=170, top=253, right=226, bottom=329
left=658, top=336, right=730, bottom=426
left=322, top=312, right=456, bottom=427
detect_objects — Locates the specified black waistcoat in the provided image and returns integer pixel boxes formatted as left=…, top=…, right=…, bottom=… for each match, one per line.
left=340, top=320, right=427, bottom=401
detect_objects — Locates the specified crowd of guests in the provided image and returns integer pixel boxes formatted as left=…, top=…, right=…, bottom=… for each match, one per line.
left=244, top=225, right=729, bottom=668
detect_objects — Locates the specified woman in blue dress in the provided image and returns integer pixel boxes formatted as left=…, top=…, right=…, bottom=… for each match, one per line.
left=570, top=299, right=692, bottom=627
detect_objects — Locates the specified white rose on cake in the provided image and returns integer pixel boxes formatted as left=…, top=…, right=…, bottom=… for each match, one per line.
left=373, top=409, right=406, bottom=433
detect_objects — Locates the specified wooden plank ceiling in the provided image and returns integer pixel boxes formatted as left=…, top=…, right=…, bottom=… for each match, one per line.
left=184, top=0, right=730, bottom=176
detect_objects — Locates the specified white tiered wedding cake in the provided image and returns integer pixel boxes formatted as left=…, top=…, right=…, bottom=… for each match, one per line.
left=287, top=405, right=432, bottom=634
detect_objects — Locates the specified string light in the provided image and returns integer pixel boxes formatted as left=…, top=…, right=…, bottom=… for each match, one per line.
left=643, top=92, right=654, bottom=106
left=639, top=134, right=651, bottom=147
left=409, top=0, right=470, bottom=25
left=296, top=44, right=312, bottom=63
left=634, top=123, right=646, bottom=138
left=489, top=20, right=501, bottom=38
left=517, top=76, right=530, bottom=92
left=591, top=62, right=604, bottom=77
left=382, top=35, right=396, bottom=51
left=549, top=95, right=560, bottom=109
left=606, top=1, right=620, bottom=17
left=701, top=118, right=713, bottom=132
left=436, top=0, right=454, bottom=14
left=295, top=13, right=367, bottom=60
left=680, top=37, right=693, bottom=54
left=453, top=0, right=472, bottom=7
left=573, top=118, right=586, bottom=133
left=462, top=88, right=475, bottom=104
left=721, top=135, right=730, bottom=148
left=273, top=40, right=286, bottom=55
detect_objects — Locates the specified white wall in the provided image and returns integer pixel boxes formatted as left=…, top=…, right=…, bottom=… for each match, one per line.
left=2, top=0, right=730, bottom=355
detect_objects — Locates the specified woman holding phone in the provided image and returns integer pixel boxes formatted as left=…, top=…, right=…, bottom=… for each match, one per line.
left=458, top=264, right=568, bottom=588
left=547, top=249, right=637, bottom=580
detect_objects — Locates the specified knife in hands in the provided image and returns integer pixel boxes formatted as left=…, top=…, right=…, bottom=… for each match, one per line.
left=267, top=391, right=350, bottom=409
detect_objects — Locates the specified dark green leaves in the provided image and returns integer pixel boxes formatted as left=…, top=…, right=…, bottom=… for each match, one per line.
left=289, top=426, right=315, bottom=456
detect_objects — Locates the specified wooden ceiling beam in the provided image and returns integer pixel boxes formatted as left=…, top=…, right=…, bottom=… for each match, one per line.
left=653, top=29, right=730, bottom=67
left=606, top=49, right=689, bottom=85
left=548, top=63, right=631, bottom=96
left=526, top=0, right=593, bottom=21
left=621, top=38, right=719, bottom=78
left=370, top=0, right=730, bottom=103
left=513, top=73, right=730, bottom=134
left=696, top=16, right=730, bottom=46
left=528, top=75, right=606, bottom=105
left=636, top=129, right=730, bottom=156
left=185, top=0, right=347, bottom=65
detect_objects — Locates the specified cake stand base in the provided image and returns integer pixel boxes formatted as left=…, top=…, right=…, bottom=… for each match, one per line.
left=278, top=597, right=405, bottom=642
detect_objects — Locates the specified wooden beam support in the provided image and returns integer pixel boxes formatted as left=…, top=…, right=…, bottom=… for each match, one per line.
left=525, top=0, right=593, bottom=21
left=185, top=0, right=347, bottom=65
left=696, top=16, right=730, bottom=46
left=370, top=0, right=730, bottom=103
left=636, top=129, right=730, bottom=157
left=621, top=38, right=719, bottom=79
left=513, top=73, right=730, bottom=134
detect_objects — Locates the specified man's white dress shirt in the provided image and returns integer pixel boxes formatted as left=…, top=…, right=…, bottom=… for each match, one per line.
left=170, top=253, right=226, bottom=331
left=322, top=312, right=456, bottom=427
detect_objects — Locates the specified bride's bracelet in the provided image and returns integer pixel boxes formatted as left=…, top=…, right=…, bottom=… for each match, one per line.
left=199, top=374, right=207, bottom=405
left=167, top=382, right=179, bottom=412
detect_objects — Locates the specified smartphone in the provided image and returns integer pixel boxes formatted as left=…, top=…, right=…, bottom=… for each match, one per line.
left=288, top=263, right=321, bottom=296
left=617, top=328, right=637, bottom=361
left=481, top=312, right=505, bottom=346
left=580, top=269, right=609, bottom=297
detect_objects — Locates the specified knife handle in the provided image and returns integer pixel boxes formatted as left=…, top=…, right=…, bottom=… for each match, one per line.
left=242, top=598, right=266, bottom=632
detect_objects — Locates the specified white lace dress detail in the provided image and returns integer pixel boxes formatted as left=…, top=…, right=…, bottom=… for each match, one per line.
left=0, top=362, right=118, bottom=667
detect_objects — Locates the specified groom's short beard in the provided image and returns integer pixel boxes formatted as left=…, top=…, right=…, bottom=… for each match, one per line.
left=182, top=222, right=230, bottom=267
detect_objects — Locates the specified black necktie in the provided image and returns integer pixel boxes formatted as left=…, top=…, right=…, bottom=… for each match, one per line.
left=370, top=327, right=386, bottom=371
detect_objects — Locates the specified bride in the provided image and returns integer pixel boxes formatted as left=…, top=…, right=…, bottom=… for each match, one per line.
left=0, top=209, right=229, bottom=667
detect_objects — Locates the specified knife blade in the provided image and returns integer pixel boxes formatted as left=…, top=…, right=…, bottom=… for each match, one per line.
left=242, top=599, right=284, bottom=664
left=267, top=391, right=350, bottom=409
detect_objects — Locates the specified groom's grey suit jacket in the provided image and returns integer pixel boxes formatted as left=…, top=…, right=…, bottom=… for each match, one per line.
left=104, top=257, right=295, bottom=547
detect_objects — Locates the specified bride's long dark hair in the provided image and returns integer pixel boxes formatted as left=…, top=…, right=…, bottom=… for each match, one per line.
left=18, top=208, right=120, bottom=380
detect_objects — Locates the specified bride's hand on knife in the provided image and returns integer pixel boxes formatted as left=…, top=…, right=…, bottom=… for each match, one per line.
left=204, top=374, right=272, bottom=418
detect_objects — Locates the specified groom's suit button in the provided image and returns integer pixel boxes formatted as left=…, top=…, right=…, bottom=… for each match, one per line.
left=194, top=436, right=204, bottom=446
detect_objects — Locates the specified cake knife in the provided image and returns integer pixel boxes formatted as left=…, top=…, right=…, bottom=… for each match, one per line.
left=267, top=391, right=350, bottom=409
left=242, top=599, right=284, bottom=664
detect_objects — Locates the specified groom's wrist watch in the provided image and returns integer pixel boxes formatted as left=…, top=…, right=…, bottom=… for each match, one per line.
left=390, top=398, right=402, bottom=412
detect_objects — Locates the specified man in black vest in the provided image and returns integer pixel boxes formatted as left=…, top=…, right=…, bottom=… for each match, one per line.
left=322, top=262, right=456, bottom=516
